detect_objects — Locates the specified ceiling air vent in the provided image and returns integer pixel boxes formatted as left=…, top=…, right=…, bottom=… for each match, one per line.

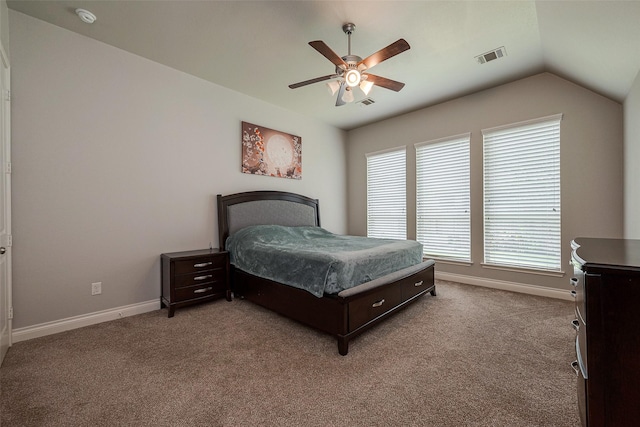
left=476, top=46, right=507, bottom=64
left=358, top=98, right=376, bottom=107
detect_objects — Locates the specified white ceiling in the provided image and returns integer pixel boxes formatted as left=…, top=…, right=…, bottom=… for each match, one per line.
left=7, top=1, right=640, bottom=130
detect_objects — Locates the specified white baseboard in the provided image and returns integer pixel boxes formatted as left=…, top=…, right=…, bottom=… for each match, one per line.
left=11, top=274, right=570, bottom=343
left=435, top=271, right=574, bottom=301
left=12, top=300, right=161, bottom=343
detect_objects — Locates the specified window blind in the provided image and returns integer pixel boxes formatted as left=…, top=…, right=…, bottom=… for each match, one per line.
left=416, top=134, right=470, bottom=261
left=483, top=114, right=562, bottom=271
left=366, top=148, right=406, bottom=239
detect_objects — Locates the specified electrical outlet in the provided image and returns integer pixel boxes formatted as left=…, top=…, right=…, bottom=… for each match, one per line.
left=91, top=282, right=102, bottom=295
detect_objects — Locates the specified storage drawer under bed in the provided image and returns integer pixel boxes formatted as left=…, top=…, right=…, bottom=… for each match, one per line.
left=401, top=269, right=435, bottom=300
left=348, top=286, right=403, bottom=331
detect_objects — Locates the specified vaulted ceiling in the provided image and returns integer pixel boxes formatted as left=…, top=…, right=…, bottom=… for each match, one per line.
left=7, top=1, right=640, bottom=130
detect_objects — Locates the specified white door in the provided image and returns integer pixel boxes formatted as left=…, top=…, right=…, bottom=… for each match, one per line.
left=0, top=46, right=11, bottom=365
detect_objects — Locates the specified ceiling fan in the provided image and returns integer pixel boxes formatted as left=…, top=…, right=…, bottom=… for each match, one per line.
left=288, top=23, right=410, bottom=106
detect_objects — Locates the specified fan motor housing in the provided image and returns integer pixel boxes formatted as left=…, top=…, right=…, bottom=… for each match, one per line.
left=337, top=55, right=363, bottom=74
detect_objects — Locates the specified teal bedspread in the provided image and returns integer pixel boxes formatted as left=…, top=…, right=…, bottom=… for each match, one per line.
left=226, top=225, right=423, bottom=297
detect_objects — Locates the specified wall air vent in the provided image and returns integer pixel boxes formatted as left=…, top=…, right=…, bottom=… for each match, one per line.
left=476, top=46, right=507, bottom=64
left=358, top=98, right=376, bottom=107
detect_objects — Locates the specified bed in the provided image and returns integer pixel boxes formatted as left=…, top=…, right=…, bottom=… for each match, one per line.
left=217, top=190, right=436, bottom=355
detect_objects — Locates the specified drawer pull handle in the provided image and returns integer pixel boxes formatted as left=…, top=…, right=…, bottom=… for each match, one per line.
left=571, top=290, right=577, bottom=299
left=572, top=319, right=580, bottom=331
left=414, top=280, right=424, bottom=287
left=570, top=277, right=578, bottom=287
left=571, top=360, right=580, bottom=376
left=194, top=287, right=213, bottom=294
left=194, top=275, right=213, bottom=281
left=194, top=262, right=213, bottom=268
left=372, top=299, right=385, bottom=308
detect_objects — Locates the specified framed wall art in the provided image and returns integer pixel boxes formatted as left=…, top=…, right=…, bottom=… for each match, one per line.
left=241, top=121, right=302, bottom=180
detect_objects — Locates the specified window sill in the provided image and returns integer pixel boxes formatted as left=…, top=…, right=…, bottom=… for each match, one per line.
left=481, top=263, right=565, bottom=278
left=424, top=257, right=473, bottom=267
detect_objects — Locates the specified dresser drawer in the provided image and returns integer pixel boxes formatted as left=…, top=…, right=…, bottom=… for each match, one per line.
left=174, top=256, right=226, bottom=275
left=174, top=269, right=225, bottom=289
left=577, top=365, right=587, bottom=427
left=174, top=281, right=227, bottom=302
left=348, top=286, right=402, bottom=332
left=570, top=256, right=586, bottom=325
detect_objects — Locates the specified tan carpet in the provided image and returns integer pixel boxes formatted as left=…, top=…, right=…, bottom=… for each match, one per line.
left=0, top=280, right=580, bottom=426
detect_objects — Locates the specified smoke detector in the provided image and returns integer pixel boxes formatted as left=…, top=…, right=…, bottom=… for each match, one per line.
left=75, top=8, right=97, bottom=24
left=476, top=47, right=506, bottom=64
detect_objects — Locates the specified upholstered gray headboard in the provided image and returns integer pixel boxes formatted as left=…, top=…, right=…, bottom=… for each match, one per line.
left=217, top=191, right=320, bottom=250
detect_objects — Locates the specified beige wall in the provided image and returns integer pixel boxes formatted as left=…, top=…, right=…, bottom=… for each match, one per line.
left=347, top=73, right=623, bottom=291
left=9, top=11, right=347, bottom=329
left=624, top=70, right=640, bottom=238
left=0, top=1, right=7, bottom=60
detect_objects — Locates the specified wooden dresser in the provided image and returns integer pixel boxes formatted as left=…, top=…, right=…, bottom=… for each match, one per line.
left=161, top=248, right=231, bottom=317
left=570, top=238, right=640, bottom=427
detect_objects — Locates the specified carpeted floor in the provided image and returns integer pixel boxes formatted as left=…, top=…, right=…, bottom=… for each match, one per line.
left=0, top=280, right=580, bottom=426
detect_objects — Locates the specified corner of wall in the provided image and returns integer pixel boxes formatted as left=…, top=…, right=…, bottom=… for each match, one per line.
left=0, top=1, right=9, bottom=60
left=623, top=68, right=640, bottom=238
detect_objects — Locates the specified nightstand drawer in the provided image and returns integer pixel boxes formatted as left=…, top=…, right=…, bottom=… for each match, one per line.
left=174, top=256, right=226, bottom=275
left=174, top=269, right=225, bottom=289
left=174, top=282, right=227, bottom=302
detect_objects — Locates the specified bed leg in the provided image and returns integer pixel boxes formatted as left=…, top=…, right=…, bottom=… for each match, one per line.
left=430, top=286, right=437, bottom=297
left=337, top=336, right=349, bottom=356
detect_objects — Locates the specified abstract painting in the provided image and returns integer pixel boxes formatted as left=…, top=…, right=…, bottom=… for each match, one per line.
left=241, top=122, right=302, bottom=180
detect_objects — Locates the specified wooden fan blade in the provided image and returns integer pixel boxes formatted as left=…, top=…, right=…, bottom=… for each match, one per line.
left=309, top=41, right=348, bottom=69
left=289, top=74, right=340, bottom=89
left=358, top=39, right=410, bottom=70
left=335, top=83, right=346, bottom=106
left=365, top=74, right=405, bottom=92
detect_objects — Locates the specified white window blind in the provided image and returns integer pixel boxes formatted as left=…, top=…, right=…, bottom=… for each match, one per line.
left=366, top=148, right=406, bottom=239
left=416, top=134, right=471, bottom=262
left=483, top=114, right=562, bottom=271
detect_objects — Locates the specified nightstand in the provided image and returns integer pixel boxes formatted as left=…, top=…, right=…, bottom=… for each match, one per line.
left=161, top=248, right=231, bottom=317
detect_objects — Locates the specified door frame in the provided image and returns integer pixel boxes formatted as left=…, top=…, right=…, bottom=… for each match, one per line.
left=0, top=41, right=12, bottom=365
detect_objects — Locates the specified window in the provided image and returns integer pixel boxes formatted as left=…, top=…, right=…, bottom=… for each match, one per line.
left=415, top=134, right=471, bottom=262
left=366, top=147, right=406, bottom=239
left=482, top=114, right=562, bottom=272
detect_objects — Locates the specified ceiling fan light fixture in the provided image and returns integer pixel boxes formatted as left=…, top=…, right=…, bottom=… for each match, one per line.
left=326, top=80, right=341, bottom=96
left=342, top=87, right=355, bottom=103
left=345, top=69, right=361, bottom=87
left=288, top=22, right=410, bottom=107
left=360, top=80, right=374, bottom=96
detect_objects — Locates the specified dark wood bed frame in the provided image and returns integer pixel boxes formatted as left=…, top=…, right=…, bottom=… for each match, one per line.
left=217, top=190, right=436, bottom=355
